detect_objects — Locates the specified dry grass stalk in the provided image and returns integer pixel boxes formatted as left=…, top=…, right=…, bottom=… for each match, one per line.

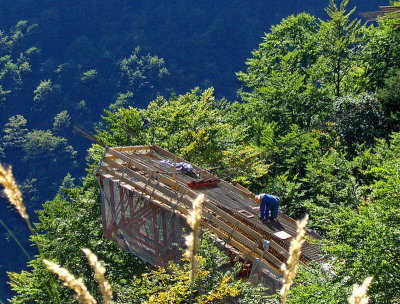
left=280, top=214, right=309, bottom=304
left=348, top=277, right=373, bottom=304
left=43, top=259, right=97, bottom=304
left=184, top=193, right=205, bottom=281
left=0, top=164, right=28, bottom=220
left=83, top=248, right=113, bottom=304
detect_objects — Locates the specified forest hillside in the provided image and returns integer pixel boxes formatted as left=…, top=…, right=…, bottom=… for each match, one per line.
left=1, top=0, right=399, bottom=303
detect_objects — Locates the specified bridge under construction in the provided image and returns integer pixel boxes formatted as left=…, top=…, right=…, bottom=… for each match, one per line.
left=96, top=145, right=322, bottom=291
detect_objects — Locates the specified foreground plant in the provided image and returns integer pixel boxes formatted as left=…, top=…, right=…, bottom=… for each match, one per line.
left=348, top=277, right=373, bottom=304
left=184, top=193, right=204, bottom=281
left=1, top=163, right=62, bottom=303
left=278, top=213, right=374, bottom=304
left=83, top=248, right=113, bottom=304
left=280, top=214, right=309, bottom=304
left=44, top=249, right=113, bottom=304
left=0, top=164, right=29, bottom=222
left=43, top=259, right=97, bottom=304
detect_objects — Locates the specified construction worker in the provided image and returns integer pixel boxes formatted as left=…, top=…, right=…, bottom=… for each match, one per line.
left=256, top=193, right=280, bottom=221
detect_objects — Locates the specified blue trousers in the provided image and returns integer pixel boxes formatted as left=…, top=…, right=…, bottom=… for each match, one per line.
left=260, top=194, right=280, bottom=219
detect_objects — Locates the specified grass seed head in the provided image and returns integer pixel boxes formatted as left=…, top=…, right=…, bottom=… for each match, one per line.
left=184, top=194, right=204, bottom=281
left=348, top=277, right=373, bottom=304
left=0, top=164, right=28, bottom=220
left=280, top=214, right=309, bottom=304
left=83, top=248, right=113, bottom=304
left=43, top=259, right=97, bottom=304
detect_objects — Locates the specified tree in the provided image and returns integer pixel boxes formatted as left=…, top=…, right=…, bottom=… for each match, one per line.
left=33, top=79, right=57, bottom=103
left=118, top=47, right=169, bottom=100
left=237, top=13, right=327, bottom=134
left=237, top=1, right=370, bottom=137
left=312, top=0, right=367, bottom=98
left=238, top=12, right=319, bottom=89
left=221, top=144, right=270, bottom=185
left=107, top=91, right=134, bottom=113
left=53, top=111, right=71, bottom=134
left=21, top=130, right=77, bottom=196
left=80, top=69, right=98, bottom=83
left=9, top=181, right=148, bottom=304
left=287, top=262, right=350, bottom=304
left=332, top=94, right=386, bottom=149
left=2, top=115, right=28, bottom=148
left=101, top=88, right=248, bottom=170
left=361, top=3, right=400, bottom=90
left=289, top=133, right=400, bottom=304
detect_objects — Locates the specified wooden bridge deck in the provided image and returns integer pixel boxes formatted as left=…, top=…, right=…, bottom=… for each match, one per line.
left=97, top=145, right=322, bottom=276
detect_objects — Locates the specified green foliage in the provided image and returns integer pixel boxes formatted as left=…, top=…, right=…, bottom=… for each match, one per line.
left=2, top=115, right=28, bottom=148
left=22, top=130, right=76, bottom=164
left=332, top=94, right=385, bottom=148
left=237, top=13, right=328, bottom=133
left=375, top=73, right=400, bottom=134
left=99, top=106, right=145, bottom=147
left=289, top=134, right=400, bottom=303
left=53, top=111, right=71, bottom=133
left=20, top=130, right=77, bottom=194
left=258, top=126, right=347, bottom=218
left=33, top=79, right=57, bottom=102
left=301, top=148, right=360, bottom=231
left=101, top=88, right=248, bottom=170
left=238, top=1, right=373, bottom=137
left=287, top=263, right=350, bottom=304
left=9, top=179, right=148, bottom=304
left=114, top=233, right=267, bottom=304
left=313, top=0, right=367, bottom=97
left=221, top=144, right=270, bottom=185
left=119, top=46, right=169, bottom=92
left=52, top=113, right=71, bottom=135
left=237, top=13, right=318, bottom=89
left=361, top=5, right=400, bottom=89
left=0, top=84, right=11, bottom=103
left=3, top=1, right=400, bottom=303
left=80, top=69, right=98, bottom=83
left=108, top=91, right=134, bottom=112
left=144, top=88, right=242, bottom=167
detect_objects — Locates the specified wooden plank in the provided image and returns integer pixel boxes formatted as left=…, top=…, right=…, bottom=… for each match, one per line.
left=103, top=157, right=172, bottom=174
left=100, top=162, right=287, bottom=265
left=108, top=147, right=254, bottom=209
left=101, top=167, right=284, bottom=269
left=102, top=158, right=183, bottom=203
left=112, top=146, right=151, bottom=152
left=203, top=211, right=283, bottom=268
left=206, top=225, right=282, bottom=275
left=233, top=183, right=257, bottom=200
left=106, top=148, right=189, bottom=193
left=101, top=147, right=321, bottom=266
left=238, top=209, right=255, bottom=219
left=202, top=200, right=290, bottom=260
left=151, top=145, right=216, bottom=178
left=152, top=144, right=255, bottom=203
left=104, top=147, right=290, bottom=260
left=99, top=167, right=189, bottom=216
left=268, top=240, right=290, bottom=260
left=102, top=167, right=187, bottom=214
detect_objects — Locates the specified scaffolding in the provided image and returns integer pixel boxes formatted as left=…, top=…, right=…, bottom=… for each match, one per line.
left=96, top=145, right=322, bottom=290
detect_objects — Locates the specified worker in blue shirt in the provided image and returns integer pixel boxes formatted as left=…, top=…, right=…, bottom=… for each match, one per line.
left=256, top=193, right=280, bottom=221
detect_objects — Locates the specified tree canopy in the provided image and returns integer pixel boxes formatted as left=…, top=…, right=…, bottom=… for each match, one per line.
left=1, top=0, right=400, bottom=303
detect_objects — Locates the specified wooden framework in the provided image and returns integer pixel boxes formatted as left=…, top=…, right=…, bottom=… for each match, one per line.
left=361, top=6, right=400, bottom=25
left=96, top=145, right=322, bottom=279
